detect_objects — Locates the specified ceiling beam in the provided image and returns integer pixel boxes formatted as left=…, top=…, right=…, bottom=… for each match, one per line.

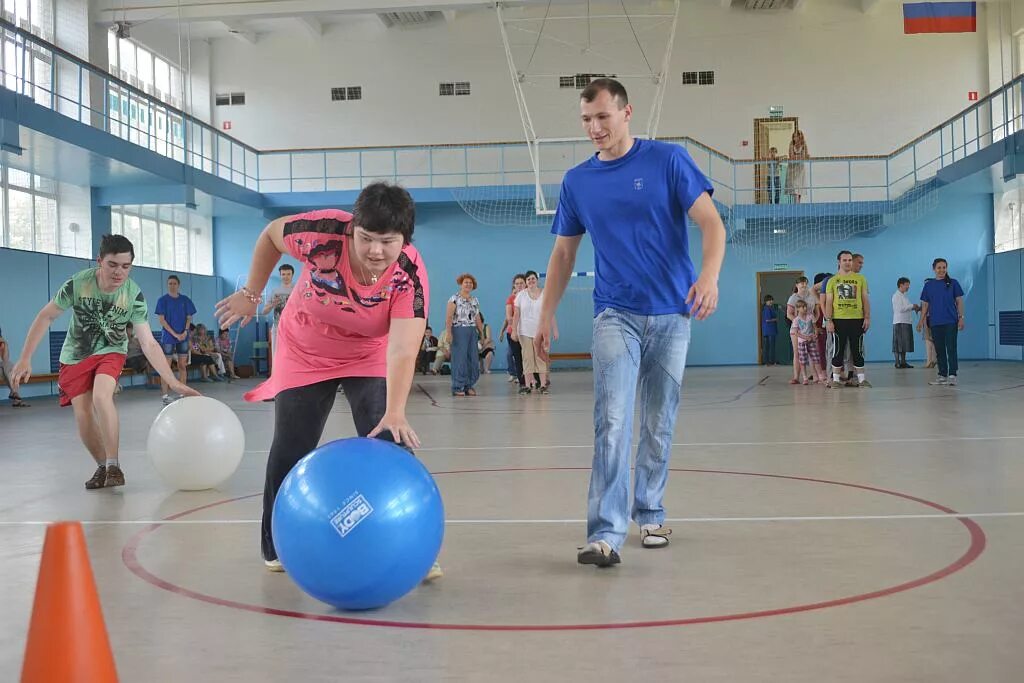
left=219, top=21, right=257, bottom=44
left=296, top=16, right=323, bottom=38
left=92, top=0, right=580, bottom=23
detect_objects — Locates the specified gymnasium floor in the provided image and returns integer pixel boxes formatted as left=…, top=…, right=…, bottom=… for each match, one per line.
left=2, top=362, right=1023, bottom=681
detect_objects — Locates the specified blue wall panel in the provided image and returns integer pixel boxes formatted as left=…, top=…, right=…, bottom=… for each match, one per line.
left=990, top=249, right=1024, bottom=361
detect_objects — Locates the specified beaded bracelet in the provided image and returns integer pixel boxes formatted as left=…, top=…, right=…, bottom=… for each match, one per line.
left=239, top=286, right=263, bottom=305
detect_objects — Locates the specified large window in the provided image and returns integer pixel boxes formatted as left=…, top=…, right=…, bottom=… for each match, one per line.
left=0, top=165, right=80, bottom=256
left=996, top=187, right=1024, bottom=254
left=111, top=205, right=212, bottom=275
left=107, top=35, right=185, bottom=157
left=0, top=0, right=54, bottom=107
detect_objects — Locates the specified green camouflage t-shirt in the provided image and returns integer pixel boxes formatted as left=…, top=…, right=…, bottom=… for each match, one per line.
left=53, top=268, right=149, bottom=365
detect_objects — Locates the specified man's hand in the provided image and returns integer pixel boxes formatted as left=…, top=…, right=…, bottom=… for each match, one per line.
left=9, top=358, right=32, bottom=392
left=368, top=412, right=421, bottom=449
left=826, top=321, right=835, bottom=333
left=171, top=381, right=200, bottom=398
left=686, top=274, right=719, bottom=321
left=958, top=318, right=965, bottom=331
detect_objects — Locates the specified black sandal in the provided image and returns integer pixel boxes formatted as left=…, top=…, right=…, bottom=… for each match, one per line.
left=10, top=394, right=29, bottom=407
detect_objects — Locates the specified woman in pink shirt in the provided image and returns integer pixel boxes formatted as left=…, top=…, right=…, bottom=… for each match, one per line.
left=215, top=183, right=436, bottom=576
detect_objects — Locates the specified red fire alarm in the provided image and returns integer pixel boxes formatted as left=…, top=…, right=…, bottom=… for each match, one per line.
left=741, top=140, right=749, bottom=147
left=222, top=121, right=232, bottom=130
left=968, top=91, right=978, bottom=102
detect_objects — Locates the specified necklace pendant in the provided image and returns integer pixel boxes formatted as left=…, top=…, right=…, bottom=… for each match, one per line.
left=371, top=274, right=378, bottom=283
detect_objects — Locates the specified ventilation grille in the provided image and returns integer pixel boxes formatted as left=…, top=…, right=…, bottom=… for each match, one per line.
left=378, top=11, right=442, bottom=27
left=440, top=81, right=471, bottom=96
left=559, top=73, right=617, bottom=89
left=331, top=86, right=362, bottom=101
left=744, top=0, right=789, bottom=9
left=215, top=92, right=246, bottom=106
left=682, top=71, right=715, bottom=86
left=999, top=311, right=1024, bottom=346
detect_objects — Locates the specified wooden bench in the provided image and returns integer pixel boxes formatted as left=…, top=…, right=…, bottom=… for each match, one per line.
left=551, top=352, right=592, bottom=361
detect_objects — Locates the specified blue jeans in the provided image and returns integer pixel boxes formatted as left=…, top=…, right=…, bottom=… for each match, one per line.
left=767, top=175, right=781, bottom=204
left=588, top=308, right=691, bottom=551
left=450, top=326, right=480, bottom=393
left=931, top=323, right=959, bottom=377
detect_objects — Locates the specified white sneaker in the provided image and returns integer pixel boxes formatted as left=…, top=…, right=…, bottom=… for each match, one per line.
left=423, top=562, right=443, bottom=582
left=948, top=375, right=958, bottom=386
left=929, top=376, right=948, bottom=386
left=641, top=524, right=672, bottom=548
left=264, top=558, right=284, bottom=572
left=161, top=394, right=174, bottom=405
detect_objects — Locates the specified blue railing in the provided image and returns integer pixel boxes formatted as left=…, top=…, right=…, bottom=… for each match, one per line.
left=2, top=19, right=1021, bottom=208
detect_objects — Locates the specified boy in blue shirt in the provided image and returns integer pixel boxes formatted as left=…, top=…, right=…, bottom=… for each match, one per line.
left=535, top=78, right=727, bottom=567
left=155, top=274, right=197, bottom=404
left=761, top=295, right=778, bottom=365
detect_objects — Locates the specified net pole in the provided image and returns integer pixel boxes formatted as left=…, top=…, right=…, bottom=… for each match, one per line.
left=646, top=0, right=680, bottom=140
left=495, top=3, right=548, bottom=212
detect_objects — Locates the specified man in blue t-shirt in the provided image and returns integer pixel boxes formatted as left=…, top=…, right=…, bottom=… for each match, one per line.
left=154, top=274, right=197, bottom=404
left=535, top=78, right=727, bottom=568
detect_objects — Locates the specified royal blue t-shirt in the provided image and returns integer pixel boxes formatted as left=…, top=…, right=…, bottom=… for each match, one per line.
left=551, top=139, right=714, bottom=316
left=154, top=293, right=197, bottom=344
left=761, top=304, right=778, bottom=336
left=920, top=277, right=964, bottom=326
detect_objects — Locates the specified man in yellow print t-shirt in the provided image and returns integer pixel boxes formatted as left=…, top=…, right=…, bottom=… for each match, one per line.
left=825, top=250, right=871, bottom=388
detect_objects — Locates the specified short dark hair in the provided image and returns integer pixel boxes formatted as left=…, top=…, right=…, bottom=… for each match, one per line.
left=837, top=250, right=853, bottom=260
left=763, top=295, right=774, bottom=303
left=279, top=264, right=294, bottom=274
left=167, top=275, right=180, bottom=284
left=813, top=272, right=830, bottom=285
left=99, top=234, right=135, bottom=260
left=580, top=78, right=629, bottom=107
left=352, top=182, right=415, bottom=244
left=524, top=270, right=539, bottom=280
left=897, top=277, right=910, bottom=287
left=852, top=253, right=864, bottom=260
left=795, top=276, right=808, bottom=284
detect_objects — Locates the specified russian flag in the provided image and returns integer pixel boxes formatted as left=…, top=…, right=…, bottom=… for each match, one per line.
left=903, top=2, right=977, bottom=34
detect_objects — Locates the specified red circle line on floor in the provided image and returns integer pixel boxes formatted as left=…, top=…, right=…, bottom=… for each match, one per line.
left=121, top=467, right=987, bottom=631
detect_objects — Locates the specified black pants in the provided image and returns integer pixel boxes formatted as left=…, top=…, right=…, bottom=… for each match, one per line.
left=831, top=318, right=865, bottom=370
left=507, top=332, right=525, bottom=385
left=932, top=324, right=959, bottom=377
left=261, top=376, right=403, bottom=561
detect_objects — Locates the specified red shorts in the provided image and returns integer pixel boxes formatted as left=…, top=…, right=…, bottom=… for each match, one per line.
left=57, top=353, right=126, bottom=407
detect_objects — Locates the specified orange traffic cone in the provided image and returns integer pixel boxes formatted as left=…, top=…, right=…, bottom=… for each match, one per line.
left=21, top=521, right=118, bottom=682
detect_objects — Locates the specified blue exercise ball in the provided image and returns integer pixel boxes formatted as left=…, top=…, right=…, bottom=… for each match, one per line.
left=272, top=437, right=444, bottom=611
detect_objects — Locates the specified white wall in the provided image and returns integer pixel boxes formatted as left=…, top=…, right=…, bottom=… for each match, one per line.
left=205, top=0, right=989, bottom=157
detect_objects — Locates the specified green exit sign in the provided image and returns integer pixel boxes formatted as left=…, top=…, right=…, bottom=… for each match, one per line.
left=773, top=263, right=789, bottom=271
left=769, top=105, right=784, bottom=119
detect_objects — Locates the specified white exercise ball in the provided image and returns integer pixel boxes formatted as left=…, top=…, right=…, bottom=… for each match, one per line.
left=147, top=396, right=245, bottom=491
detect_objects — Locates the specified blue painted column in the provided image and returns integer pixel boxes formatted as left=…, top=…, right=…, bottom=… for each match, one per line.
left=90, top=187, right=111, bottom=257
